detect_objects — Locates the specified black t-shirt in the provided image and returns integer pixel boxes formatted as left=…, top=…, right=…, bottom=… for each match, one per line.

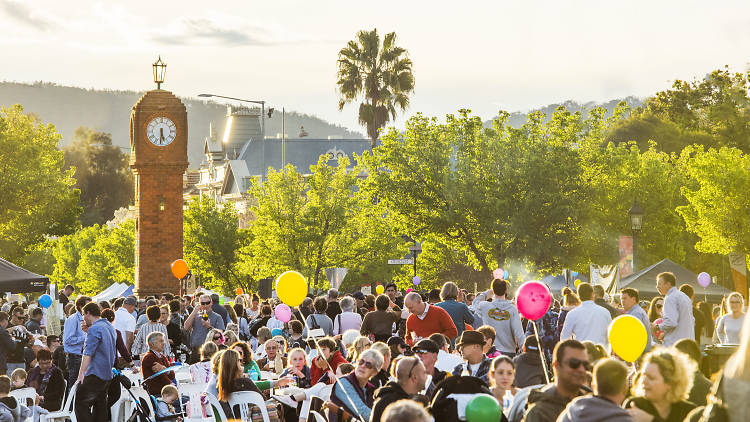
left=623, top=397, right=696, bottom=422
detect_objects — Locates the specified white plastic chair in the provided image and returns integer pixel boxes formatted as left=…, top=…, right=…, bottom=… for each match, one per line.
left=127, top=386, right=157, bottom=421
left=227, top=391, right=269, bottom=422
left=174, top=365, right=192, bottom=385
left=42, top=381, right=78, bottom=422
left=204, top=392, right=227, bottom=422
left=177, top=382, right=208, bottom=421
left=309, top=410, right=328, bottom=422
left=9, top=387, right=35, bottom=422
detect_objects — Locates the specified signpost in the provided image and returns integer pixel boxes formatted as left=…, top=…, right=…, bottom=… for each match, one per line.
left=388, top=259, right=414, bottom=265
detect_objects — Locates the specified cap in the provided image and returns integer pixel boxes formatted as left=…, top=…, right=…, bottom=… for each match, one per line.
left=455, top=331, right=485, bottom=348
left=352, top=292, right=365, bottom=300
left=387, top=336, right=408, bottom=347
left=413, top=339, right=439, bottom=354
left=523, top=335, right=538, bottom=351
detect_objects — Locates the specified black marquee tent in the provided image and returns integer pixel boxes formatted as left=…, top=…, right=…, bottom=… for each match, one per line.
left=0, top=258, right=48, bottom=293
left=620, top=258, right=732, bottom=303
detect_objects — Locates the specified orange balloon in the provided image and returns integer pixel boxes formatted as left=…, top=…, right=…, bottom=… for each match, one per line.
left=235, top=287, right=244, bottom=295
left=171, top=259, right=189, bottom=279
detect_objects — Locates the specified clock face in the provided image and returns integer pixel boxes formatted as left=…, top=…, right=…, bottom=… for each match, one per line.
left=146, top=117, right=177, bottom=146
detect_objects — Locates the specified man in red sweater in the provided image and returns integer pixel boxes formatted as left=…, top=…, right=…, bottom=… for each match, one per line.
left=140, top=332, right=174, bottom=396
left=404, top=292, right=458, bottom=346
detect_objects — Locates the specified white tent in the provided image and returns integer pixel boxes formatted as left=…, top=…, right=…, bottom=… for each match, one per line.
left=93, top=283, right=129, bottom=302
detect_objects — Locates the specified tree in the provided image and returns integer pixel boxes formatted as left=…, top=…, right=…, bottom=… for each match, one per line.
left=50, top=225, right=102, bottom=288
left=183, top=199, right=250, bottom=295
left=248, top=156, right=403, bottom=290
left=362, top=108, right=586, bottom=277
left=678, top=146, right=750, bottom=256
left=64, top=127, right=132, bottom=226
left=75, top=221, right=135, bottom=295
left=337, top=28, right=415, bottom=148
left=0, top=105, right=81, bottom=263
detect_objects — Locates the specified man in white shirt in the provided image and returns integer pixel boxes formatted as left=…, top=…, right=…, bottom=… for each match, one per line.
left=560, top=282, right=612, bottom=347
left=114, top=297, right=137, bottom=349
left=652, top=272, right=695, bottom=346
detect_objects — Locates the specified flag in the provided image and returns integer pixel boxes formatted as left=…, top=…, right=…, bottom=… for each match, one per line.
left=729, top=253, right=748, bottom=299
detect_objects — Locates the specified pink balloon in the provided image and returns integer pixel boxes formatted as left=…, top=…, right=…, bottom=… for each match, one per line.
left=516, top=281, right=551, bottom=321
left=274, top=304, right=292, bottom=323
left=406, top=288, right=413, bottom=293
left=493, top=268, right=504, bottom=279
left=697, top=272, right=711, bottom=288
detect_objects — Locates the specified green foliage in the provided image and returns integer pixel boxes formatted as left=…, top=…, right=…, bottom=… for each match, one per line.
left=50, top=220, right=134, bottom=296
left=0, top=105, right=81, bottom=264
left=363, top=108, right=586, bottom=281
left=248, top=156, right=403, bottom=292
left=64, top=127, right=133, bottom=226
left=183, top=199, right=250, bottom=295
left=337, top=29, right=415, bottom=148
left=678, top=146, right=750, bottom=256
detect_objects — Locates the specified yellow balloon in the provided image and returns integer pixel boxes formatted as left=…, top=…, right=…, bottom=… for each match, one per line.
left=574, top=279, right=582, bottom=288
left=608, top=315, right=647, bottom=362
left=276, top=271, right=308, bottom=307
left=376, top=285, right=385, bottom=295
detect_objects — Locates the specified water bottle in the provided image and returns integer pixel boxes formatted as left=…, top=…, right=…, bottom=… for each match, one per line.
left=250, top=367, right=260, bottom=381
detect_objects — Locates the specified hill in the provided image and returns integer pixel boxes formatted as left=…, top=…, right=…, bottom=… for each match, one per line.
left=0, top=81, right=364, bottom=166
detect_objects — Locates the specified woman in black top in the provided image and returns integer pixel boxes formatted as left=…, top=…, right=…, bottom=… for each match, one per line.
left=624, top=348, right=696, bottom=422
left=217, top=349, right=262, bottom=418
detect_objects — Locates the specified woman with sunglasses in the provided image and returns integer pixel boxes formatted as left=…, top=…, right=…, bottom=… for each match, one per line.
left=716, top=292, right=746, bottom=344
left=648, top=297, right=664, bottom=323
left=330, top=348, right=383, bottom=422
left=205, top=328, right=226, bottom=349
left=625, top=348, right=696, bottom=422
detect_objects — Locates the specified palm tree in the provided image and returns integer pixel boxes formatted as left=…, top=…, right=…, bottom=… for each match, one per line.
left=337, top=29, right=415, bottom=149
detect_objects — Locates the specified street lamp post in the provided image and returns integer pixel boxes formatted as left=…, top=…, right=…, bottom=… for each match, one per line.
left=153, top=56, right=166, bottom=89
left=628, top=200, right=645, bottom=273
left=197, top=94, right=266, bottom=139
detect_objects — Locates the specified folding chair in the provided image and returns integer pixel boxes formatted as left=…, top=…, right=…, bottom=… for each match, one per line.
left=43, top=381, right=78, bottom=422
left=227, top=391, right=270, bottom=422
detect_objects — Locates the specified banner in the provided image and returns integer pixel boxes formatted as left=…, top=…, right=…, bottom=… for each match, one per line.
left=618, top=236, right=633, bottom=277
left=729, top=253, right=748, bottom=299
left=590, top=264, right=620, bottom=295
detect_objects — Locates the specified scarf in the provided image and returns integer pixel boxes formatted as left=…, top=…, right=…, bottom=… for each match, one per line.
left=27, top=365, right=56, bottom=396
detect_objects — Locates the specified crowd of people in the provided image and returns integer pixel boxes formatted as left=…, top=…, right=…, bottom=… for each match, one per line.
left=0, top=271, right=746, bottom=422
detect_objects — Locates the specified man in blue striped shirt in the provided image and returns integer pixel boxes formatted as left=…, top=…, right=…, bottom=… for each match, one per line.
left=62, top=296, right=91, bottom=390
left=75, top=302, right=116, bottom=422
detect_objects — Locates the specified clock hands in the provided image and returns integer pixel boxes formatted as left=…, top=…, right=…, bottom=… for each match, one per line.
left=160, top=127, right=165, bottom=145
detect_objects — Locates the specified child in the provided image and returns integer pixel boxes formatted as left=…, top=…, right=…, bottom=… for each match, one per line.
left=9, top=369, right=26, bottom=391
left=156, top=385, right=181, bottom=421
left=0, top=375, right=31, bottom=421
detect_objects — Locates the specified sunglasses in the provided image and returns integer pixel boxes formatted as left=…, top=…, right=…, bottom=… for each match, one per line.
left=407, top=359, right=419, bottom=377
left=201, top=302, right=211, bottom=305
left=566, top=358, right=592, bottom=371
left=213, top=336, right=222, bottom=341
left=357, top=359, right=375, bottom=370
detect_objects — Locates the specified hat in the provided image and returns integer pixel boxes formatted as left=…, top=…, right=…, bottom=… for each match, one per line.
left=352, top=292, right=365, bottom=300
left=124, top=297, right=137, bottom=306
left=413, top=339, right=439, bottom=354
left=455, top=331, right=485, bottom=348
left=387, top=336, right=408, bottom=347
left=523, top=335, right=538, bottom=352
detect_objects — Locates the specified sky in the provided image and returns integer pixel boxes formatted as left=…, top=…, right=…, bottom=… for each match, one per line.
left=3, top=0, right=750, bottom=134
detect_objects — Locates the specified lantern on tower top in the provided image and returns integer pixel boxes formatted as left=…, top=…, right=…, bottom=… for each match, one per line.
left=153, top=56, right=167, bottom=89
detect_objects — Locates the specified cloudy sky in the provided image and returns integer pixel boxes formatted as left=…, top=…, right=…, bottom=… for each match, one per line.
left=3, top=0, right=750, bottom=133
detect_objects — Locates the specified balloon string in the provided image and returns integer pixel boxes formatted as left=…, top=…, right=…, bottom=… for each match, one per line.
left=532, top=321, right=551, bottom=384
left=300, top=312, right=365, bottom=422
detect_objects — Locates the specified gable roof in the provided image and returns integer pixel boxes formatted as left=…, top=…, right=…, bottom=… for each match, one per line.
left=620, top=258, right=732, bottom=302
left=221, top=160, right=252, bottom=196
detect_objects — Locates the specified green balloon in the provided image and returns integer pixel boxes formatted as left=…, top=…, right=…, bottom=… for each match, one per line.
left=219, top=297, right=225, bottom=304
left=465, top=394, right=501, bottom=422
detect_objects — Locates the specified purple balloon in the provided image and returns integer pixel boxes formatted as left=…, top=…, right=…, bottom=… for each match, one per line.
left=516, top=281, right=552, bottom=321
left=413, top=276, right=421, bottom=286
left=697, top=272, right=711, bottom=288
left=274, top=304, right=292, bottom=323
left=493, top=268, right=504, bottom=279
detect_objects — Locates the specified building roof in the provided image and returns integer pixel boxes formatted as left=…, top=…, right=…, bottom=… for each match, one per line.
left=620, top=258, right=732, bottom=303
left=238, top=138, right=370, bottom=177
left=222, top=160, right=252, bottom=196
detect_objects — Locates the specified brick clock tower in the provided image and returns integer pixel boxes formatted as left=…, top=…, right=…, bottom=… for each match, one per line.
left=130, top=57, right=188, bottom=297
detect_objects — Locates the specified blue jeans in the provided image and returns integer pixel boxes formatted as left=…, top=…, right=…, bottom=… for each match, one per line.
left=66, top=353, right=82, bottom=391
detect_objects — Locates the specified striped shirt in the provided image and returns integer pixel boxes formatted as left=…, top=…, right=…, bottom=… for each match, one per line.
left=131, top=322, right=170, bottom=356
